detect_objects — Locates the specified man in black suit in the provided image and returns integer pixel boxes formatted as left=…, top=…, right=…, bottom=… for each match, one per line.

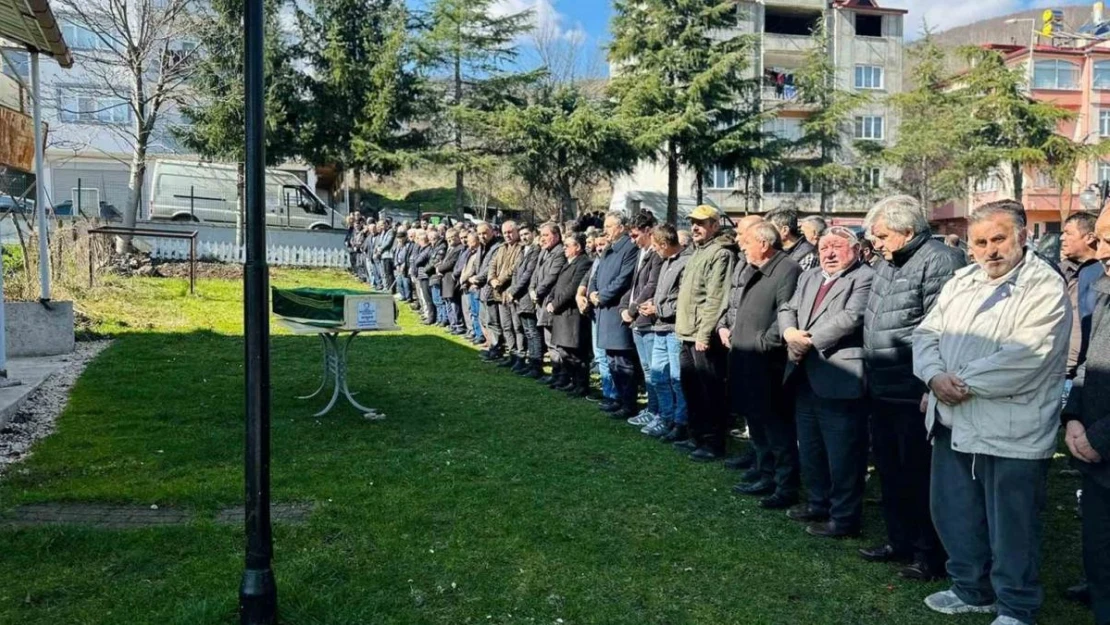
left=727, top=221, right=803, bottom=510
left=436, top=228, right=465, bottom=333
left=588, top=212, right=641, bottom=418
left=509, top=226, right=541, bottom=375
left=549, top=232, right=594, bottom=396
left=532, top=223, right=567, bottom=381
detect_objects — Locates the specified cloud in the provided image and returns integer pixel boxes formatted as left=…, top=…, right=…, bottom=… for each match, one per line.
left=883, top=0, right=1059, bottom=38
left=490, top=0, right=589, bottom=44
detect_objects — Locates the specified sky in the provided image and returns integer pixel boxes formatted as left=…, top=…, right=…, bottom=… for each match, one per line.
left=495, top=0, right=1074, bottom=61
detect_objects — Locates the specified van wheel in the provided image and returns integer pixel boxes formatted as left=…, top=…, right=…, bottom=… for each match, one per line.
left=310, top=224, right=329, bottom=231
left=172, top=214, right=199, bottom=222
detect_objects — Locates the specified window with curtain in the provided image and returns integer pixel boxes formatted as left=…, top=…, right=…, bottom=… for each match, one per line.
left=1033, top=59, right=1080, bottom=90
left=854, top=65, right=884, bottom=90
left=1095, top=61, right=1110, bottom=90
left=854, top=116, right=884, bottom=140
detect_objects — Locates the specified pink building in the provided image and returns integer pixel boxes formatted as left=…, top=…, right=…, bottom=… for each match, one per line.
left=934, top=41, right=1110, bottom=238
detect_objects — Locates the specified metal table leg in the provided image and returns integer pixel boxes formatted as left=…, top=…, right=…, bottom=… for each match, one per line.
left=338, top=332, right=385, bottom=420
left=304, top=331, right=384, bottom=420
left=313, top=334, right=343, bottom=417
left=298, top=333, right=331, bottom=399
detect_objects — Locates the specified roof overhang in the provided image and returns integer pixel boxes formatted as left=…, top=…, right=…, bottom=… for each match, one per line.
left=0, top=0, right=72, bottom=68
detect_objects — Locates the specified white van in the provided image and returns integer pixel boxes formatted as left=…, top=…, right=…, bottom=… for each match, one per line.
left=148, top=160, right=343, bottom=230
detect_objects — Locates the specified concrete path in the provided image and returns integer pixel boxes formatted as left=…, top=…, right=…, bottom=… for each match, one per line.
left=0, top=354, right=69, bottom=428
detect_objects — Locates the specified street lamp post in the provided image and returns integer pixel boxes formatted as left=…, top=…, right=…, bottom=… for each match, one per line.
left=239, top=0, right=276, bottom=620
left=1005, top=18, right=1038, bottom=90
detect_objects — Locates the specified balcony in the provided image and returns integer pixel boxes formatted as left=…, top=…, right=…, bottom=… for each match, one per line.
left=0, top=73, right=28, bottom=113
left=764, top=0, right=825, bottom=10
left=763, top=33, right=816, bottom=56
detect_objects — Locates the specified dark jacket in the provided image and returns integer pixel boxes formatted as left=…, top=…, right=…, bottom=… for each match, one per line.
left=531, top=243, right=566, bottom=326
left=779, top=262, right=874, bottom=400
left=437, top=243, right=465, bottom=298
left=393, top=239, right=412, bottom=270
left=411, top=245, right=432, bottom=280
left=551, top=254, right=593, bottom=351
left=474, top=237, right=503, bottom=301
left=510, top=245, right=541, bottom=312
left=718, top=256, right=750, bottom=333
left=785, top=238, right=818, bottom=271
left=1064, top=274, right=1110, bottom=488
left=726, top=251, right=803, bottom=416
left=622, top=248, right=663, bottom=330
left=427, top=241, right=448, bottom=285
left=651, top=247, right=692, bottom=333
left=1065, top=259, right=1103, bottom=378
left=863, top=232, right=965, bottom=405
left=588, top=233, right=640, bottom=351
left=376, top=228, right=396, bottom=259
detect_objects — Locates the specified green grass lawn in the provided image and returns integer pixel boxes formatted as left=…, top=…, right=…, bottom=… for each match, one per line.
left=0, top=269, right=1092, bottom=625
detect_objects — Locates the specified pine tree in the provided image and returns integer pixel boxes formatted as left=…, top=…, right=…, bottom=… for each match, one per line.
left=421, top=0, right=543, bottom=217
left=176, top=0, right=302, bottom=165
left=609, top=0, right=755, bottom=224
left=497, top=85, right=638, bottom=222
left=295, top=0, right=427, bottom=195
left=791, top=17, right=870, bottom=215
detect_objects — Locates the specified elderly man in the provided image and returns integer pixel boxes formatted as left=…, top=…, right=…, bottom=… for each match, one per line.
left=471, top=223, right=503, bottom=357
left=1061, top=212, right=1102, bottom=380
left=436, top=228, right=465, bottom=333
left=913, top=200, right=1070, bottom=625
left=508, top=225, right=541, bottom=374
left=589, top=212, right=641, bottom=418
left=487, top=221, right=524, bottom=368
left=767, top=208, right=817, bottom=271
left=532, top=223, right=566, bottom=381
left=800, top=216, right=827, bottom=247
left=622, top=212, right=663, bottom=427
left=673, top=205, right=737, bottom=452
left=861, top=195, right=965, bottom=580
left=376, top=220, right=396, bottom=291
left=725, top=222, right=802, bottom=505
left=393, top=228, right=414, bottom=303
left=459, top=232, right=484, bottom=343
left=779, top=226, right=874, bottom=537
left=640, top=224, right=691, bottom=439
left=410, top=230, right=433, bottom=320
left=427, top=229, right=449, bottom=325
left=1063, top=208, right=1110, bottom=625
left=549, top=232, right=595, bottom=397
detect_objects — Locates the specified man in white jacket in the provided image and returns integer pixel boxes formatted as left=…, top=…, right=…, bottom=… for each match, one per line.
left=913, top=200, right=1071, bottom=625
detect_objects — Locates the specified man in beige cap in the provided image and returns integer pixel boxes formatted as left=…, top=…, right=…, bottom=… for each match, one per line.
left=671, top=205, right=737, bottom=457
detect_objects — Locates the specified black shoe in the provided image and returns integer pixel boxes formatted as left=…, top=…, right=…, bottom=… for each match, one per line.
left=786, top=504, right=829, bottom=523
left=564, top=385, right=590, bottom=398
left=661, top=425, right=688, bottom=443
left=688, top=447, right=724, bottom=462
left=547, top=374, right=569, bottom=389
left=806, top=520, right=859, bottom=538
left=898, top=560, right=944, bottom=582
left=497, top=356, right=517, bottom=368
left=511, top=359, right=530, bottom=374
left=585, top=392, right=608, bottom=403
left=600, top=401, right=623, bottom=414
left=858, top=544, right=913, bottom=564
left=525, top=365, right=544, bottom=379
left=1065, top=581, right=1091, bottom=606
left=537, top=375, right=554, bottom=385
left=610, top=407, right=637, bottom=420
left=739, top=467, right=762, bottom=484
left=759, top=492, right=799, bottom=510
left=671, top=437, right=698, bottom=451
left=480, top=349, right=502, bottom=362
left=732, top=479, right=775, bottom=496
left=724, top=451, right=755, bottom=471
left=554, top=378, right=577, bottom=392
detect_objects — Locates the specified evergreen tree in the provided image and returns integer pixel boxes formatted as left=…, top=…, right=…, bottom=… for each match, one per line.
left=295, top=0, right=427, bottom=195
left=885, top=32, right=972, bottom=208
left=791, top=17, right=870, bottom=215
left=421, top=0, right=543, bottom=216
left=497, top=85, right=638, bottom=222
left=609, top=0, right=754, bottom=224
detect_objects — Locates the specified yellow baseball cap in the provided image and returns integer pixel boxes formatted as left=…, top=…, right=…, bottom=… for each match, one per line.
left=689, top=205, right=720, bottom=222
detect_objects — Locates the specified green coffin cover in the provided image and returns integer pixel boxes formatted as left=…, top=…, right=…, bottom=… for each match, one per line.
left=271, top=287, right=373, bottom=325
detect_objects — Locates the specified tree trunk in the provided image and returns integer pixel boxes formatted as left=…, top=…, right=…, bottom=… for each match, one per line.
left=559, top=176, right=574, bottom=223
left=1011, top=161, right=1024, bottom=203
left=352, top=169, right=361, bottom=216
left=453, top=32, right=465, bottom=219
left=116, top=128, right=148, bottom=254
left=695, top=169, right=704, bottom=206
left=667, top=140, right=679, bottom=226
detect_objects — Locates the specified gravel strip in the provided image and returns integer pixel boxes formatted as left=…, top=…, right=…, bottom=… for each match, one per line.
left=0, top=340, right=112, bottom=476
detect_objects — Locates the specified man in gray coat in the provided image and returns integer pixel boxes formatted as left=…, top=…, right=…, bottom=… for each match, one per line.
left=779, top=226, right=874, bottom=538
left=532, top=223, right=566, bottom=382
left=589, top=212, right=641, bottom=418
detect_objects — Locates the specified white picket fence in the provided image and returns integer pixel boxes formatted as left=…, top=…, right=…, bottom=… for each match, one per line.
left=149, top=239, right=349, bottom=268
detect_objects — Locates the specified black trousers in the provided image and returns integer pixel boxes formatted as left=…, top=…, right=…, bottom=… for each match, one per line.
left=871, top=399, right=944, bottom=566
left=558, top=345, right=590, bottom=386
left=607, top=349, right=637, bottom=411
left=380, top=258, right=395, bottom=291
left=747, top=404, right=799, bottom=497
left=795, top=378, right=868, bottom=526
left=520, top=313, right=542, bottom=361
left=679, top=341, right=728, bottom=451
left=1084, top=475, right=1110, bottom=625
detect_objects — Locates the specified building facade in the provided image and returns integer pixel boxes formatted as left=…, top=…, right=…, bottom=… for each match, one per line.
left=610, top=0, right=906, bottom=221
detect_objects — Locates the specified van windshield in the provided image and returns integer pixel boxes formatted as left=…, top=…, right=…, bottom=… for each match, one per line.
left=283, top=185, right=328, bottom=215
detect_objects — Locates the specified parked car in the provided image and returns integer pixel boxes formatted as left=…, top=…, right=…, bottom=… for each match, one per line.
left=52, top=199, right=120, bottom=220
left=0, top=196, right=33, bottom=213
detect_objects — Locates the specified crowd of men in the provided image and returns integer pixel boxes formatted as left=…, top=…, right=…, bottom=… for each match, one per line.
left=346, top=199, right=1110, bottom=625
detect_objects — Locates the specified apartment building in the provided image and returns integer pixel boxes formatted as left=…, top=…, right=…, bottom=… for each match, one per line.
left=933, top=34, right=1110, bottom=237
left=610, top=0, right=906, bottom=221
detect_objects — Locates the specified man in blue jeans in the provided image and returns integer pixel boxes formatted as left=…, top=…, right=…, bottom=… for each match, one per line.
left=587, top=235, right=616, bottom=402
left=641, top=224, right=690, bottom=438
left=622, top=211, right=663, bottom=428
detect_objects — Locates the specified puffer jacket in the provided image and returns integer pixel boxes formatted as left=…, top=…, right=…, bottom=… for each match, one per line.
left=863, top=232, right=965, bottom=404
left=914, top=250, right=1071, bottom=460
left=651, top=246, right=692, bottom=333
left=676, top=232, right=737, bottom=344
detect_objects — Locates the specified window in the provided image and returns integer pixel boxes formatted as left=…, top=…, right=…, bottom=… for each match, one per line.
left=854, top=65, right=884, bottom=90
left=857, top=167, right=882, bottom=189
left=763, top=169, right=812, bottom=194
left=1095, top=61, right=1110, bottom=90
left=1, top=50, right=28, bottom=78
left=1033, top=60, right=1080, bottom=90
left=975, top=173, right=1002, bottom=193
left=706, top=165, right=737, bottom=190
left=1034, top=169, right=1056, bottom=189
left=763, top=117, right=803, bottom=141
left=62, top=21, right=111, bottom=51
left=58, top=90, right=130, bottom=124
left=855, top=14, right=883, bottom=38
left=1099, top=161, right=1110, bottom=184
left=1100, top=110, right=1110, bottom=137
left=854, top=116, right=884, bottom=141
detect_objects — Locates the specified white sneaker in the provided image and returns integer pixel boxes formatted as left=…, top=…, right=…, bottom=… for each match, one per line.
left=991, top=617, right=1032, bottom=625
left=627, top=410, right=654, bottom=426
left=640, top=415, right=663, bottom=434
left=924, top=590, right=997, bottom=615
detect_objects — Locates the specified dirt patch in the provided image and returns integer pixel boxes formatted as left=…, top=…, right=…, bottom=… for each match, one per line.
left=155, top=260, right=242, bottom=281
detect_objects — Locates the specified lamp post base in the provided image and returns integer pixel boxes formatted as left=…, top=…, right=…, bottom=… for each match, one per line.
left=239, top=567, right=277, bottom=625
